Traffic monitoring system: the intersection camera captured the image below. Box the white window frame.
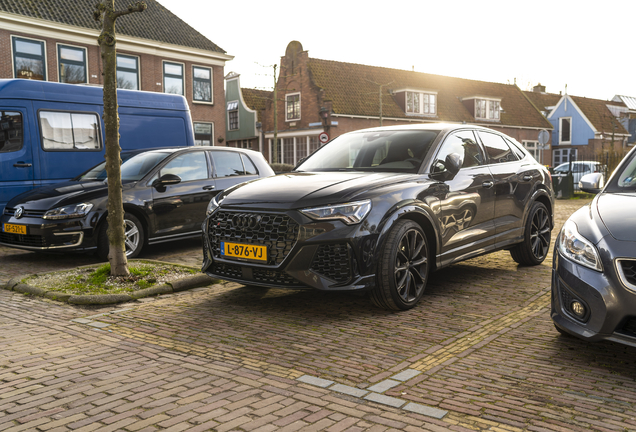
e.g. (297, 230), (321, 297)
(522, 140), (540, 162)
(227, 100), (239, 131)
(405, 91), (437, 116)
(162, 60), (185, 95)
(192, 65), (213, 104)
(11, 35), (47, 81)
(116, 53), (140, 90)
(474, 98), (501, 121)
(285, 92), (301, 122)
(559, 117), (572, 144)
(193, 122), (214, 146)
(56, 43), (88, 84)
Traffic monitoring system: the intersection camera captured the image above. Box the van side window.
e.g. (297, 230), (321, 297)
(0, 111), (23, 153)
(39, 111), (101, 151)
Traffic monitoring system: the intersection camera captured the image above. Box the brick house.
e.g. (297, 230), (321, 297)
(0, 0), (232, 145)
(257, 41), (553, 166)
(524, 84), (630, 166)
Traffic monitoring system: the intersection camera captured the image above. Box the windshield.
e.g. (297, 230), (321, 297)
(79, 151), (170, 181)
(607, 151), (636, 192)
(296, 130), (439, 173)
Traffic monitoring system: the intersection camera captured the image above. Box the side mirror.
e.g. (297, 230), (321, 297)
(430, 153), (463, 180)
(579, 172), (604, 194)
(153, 173), (182, 188)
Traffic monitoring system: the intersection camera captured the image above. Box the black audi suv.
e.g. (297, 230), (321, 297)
(202, 124), (555, 310)
(1, 147), (273, 259)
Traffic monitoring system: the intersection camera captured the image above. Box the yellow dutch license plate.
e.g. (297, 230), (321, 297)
(3, 223), (27, 235)
(221, 241), (267, 262)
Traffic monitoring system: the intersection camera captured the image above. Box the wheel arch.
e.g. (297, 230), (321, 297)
(95, 205), (151, 244)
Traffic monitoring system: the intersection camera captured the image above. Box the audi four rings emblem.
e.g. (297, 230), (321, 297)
(14, 206), (24, 219)
(231, 214), (261, 229)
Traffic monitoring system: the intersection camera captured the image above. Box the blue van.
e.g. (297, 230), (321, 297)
(0, 79), (195, 213)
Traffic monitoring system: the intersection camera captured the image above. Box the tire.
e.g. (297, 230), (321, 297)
(371, 219), (430, 311)
(96, 212), (145, 261)
(510, 201), (551, 266)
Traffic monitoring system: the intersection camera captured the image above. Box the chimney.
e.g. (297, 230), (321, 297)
(533, 83), (546, 93)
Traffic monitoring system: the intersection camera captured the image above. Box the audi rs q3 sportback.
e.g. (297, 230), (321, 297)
(202, 124), (555, 310)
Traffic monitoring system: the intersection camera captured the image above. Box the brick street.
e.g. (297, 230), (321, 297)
(2, 198), (636, 431)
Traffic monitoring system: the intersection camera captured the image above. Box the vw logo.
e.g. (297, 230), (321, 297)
(14, 206), (24, 219)
(231, 214), (261, 230)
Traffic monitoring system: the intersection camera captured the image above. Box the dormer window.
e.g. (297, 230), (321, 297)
(475, 98), (500, 121)
(406, 91), (436, 115)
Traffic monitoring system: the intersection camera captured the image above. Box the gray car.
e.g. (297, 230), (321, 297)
(552, 146), (636, 346)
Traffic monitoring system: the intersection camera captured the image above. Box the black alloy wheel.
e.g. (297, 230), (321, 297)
(371, 219), (430, 310)
(510, 201), (551, 265)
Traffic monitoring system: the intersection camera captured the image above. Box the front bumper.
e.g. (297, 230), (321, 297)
(0, 209), (98, 252)
(551, 236), (636, 347)
(201, 208), (378, 291)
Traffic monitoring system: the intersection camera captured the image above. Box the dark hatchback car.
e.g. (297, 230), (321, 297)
(552, 145), (636, 346)
(0, 146), (273, 259)
(202, 124), (555, 310)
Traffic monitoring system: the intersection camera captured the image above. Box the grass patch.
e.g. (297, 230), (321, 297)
(24, 261), (197, 296)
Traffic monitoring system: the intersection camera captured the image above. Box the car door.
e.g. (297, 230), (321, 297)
(477, 131), (536, 245)
(0, 108), (33, 213)
(150, 150), (216, 237)
(433, 130), (496, 266)
(209, 150), (261, 192)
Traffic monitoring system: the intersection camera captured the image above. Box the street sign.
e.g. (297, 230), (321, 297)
(318, 132), (329, 144)
(538, 129), (550, 146)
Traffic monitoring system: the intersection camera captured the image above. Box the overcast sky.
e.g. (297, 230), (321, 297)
(158, 0), (636, 101)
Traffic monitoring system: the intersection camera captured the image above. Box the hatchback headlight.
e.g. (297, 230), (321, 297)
(43, 203), (94, 220)
(557, 220), (602, 271)
(300, 200), (372, 225)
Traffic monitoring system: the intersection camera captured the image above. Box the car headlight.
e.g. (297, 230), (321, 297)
(300, 200), (372, 225)
(557, 220), (602, 271)
(43, 203), (94, 220)
(206, 194), (224, 215)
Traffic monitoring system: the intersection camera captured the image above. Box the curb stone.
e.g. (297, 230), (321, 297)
(0, 259), (222, 305)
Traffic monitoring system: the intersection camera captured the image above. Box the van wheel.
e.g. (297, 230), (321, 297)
(96, 213), (145, 261)
(371, 220), (429, 311)
(510, 202), (551, 265)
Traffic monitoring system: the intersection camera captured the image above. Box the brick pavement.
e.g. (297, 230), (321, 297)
(3, 198), (636, 431)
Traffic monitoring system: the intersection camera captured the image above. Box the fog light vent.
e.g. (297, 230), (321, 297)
(570, 301), (586, 318)
(559, 283), (590, 323)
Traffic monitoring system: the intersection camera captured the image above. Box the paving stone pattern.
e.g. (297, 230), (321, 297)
(3, 199), (636, 431)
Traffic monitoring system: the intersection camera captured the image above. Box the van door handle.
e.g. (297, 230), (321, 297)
(482, 181), (494, 188)
(202, 185), (215, 190)
(13, 163), (32, 168)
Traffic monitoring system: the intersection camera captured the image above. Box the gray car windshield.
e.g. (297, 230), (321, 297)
(79, 152), (170, 181)
(296, 130), (439, 173)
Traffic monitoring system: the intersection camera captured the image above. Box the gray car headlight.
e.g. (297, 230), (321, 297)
(300, 200), (372, 225)
(43, 203), (94, 220)
(557, 220), (602, 271)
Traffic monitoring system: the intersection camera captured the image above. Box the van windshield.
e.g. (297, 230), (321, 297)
(78, 152), (170, 181)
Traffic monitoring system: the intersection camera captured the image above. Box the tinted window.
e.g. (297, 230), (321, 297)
(80, 151), (169, 181)
(505, 137), (527, 160)
(160, 152), (209, 182)
(435, 130), (484, 169)
(241, 154), (258, 175)
(212, 151), (245, 177)
(479, 131), (518, 164)
(0, 111), (23, 153)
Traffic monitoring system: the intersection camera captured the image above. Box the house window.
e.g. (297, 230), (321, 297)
(553, 148), (577, 167)
(116, 54), (139, 90)
(475, 99), (500, 120)
(406, 92), (436, 115)
(227, 101), (239, 131)
(58, 45), (87, 84)
(39, 111), (101, 151)
(559, 117), (572, 144)
(309, 135), (320, 154)
(283, 138), (294, 165)
(522, 140), (539, 160)
(163, 62), (184, 95)
(12, 37), (46, 81)
(193, 66), (212, 103)
(286, 93), (300, 121)
(193, 122), (213, 146)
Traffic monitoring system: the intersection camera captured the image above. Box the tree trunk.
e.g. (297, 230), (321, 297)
(95, 0), (146, 277)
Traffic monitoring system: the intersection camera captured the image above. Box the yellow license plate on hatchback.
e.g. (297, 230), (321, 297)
(3, 223), (27, 235)
(221, 242), (267, 262)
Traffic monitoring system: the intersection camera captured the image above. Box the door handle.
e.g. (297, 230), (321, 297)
(202, 185), (215, 190)
(522, 175), (533, 181)
(482, 181), (494, 188)
(13, 163), (32, 168)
